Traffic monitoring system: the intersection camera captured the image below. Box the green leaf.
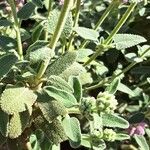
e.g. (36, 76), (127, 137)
(74, 27), (99, 41)
(68, 76), (82, 103)
(17, 2), (36, 20)
(113, 34), (147, 50)
(77, 49), (93, 62)
(44, 86), (77, 108)
(46, 52), (77, 77)
(0, 19), (12, 27)
(106, 78), (120, 94)
(32, 0), (43, 8)
(60, 62), (85, 81)
(48, 9), (73, 38)
(20, 28), (31, 41)
(34, 117), (67, 145)
(0, 54), (18, 79)
(47, 75), (73, 93)
(0, 133), (6, 146)
(134, 135), (149, 150)
(32, 21), (45, 42)
(0, 86), (37, 114)
(81, 135), (106, 150)
(8, 111), (30, 139)
(27, 46), (51, 64)
(0, 109), (9, 137)
(62, 116), (81, 148)
(102, 113), (129, 129)
(37, 92), (67, 122)
(117, 83), (136, 96)
(0, 36), (17, 51)
(115, 133), (130, 141)
(125, 53), (143, 63)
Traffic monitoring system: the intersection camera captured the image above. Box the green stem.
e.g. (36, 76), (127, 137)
(67, 107), (81, 114)
(68, 0), (81, 50)
(7, 0), (23, 60)
(79, 0), (118, 49)
(84, 2), (137, 66)
(104, 2), (137, 45)
(86, 47), (150, 91)
(36, 0), (72, 80)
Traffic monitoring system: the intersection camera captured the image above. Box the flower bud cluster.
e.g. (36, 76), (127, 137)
(96, 91), (118, 114)
(79, 97), (96, 120)
(103, 128), (117, 142)
(91, 128), (117, 142)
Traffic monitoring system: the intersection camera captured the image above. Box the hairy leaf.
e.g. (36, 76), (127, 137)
(0, 86), (37, 114)
(8, 111), (30, 139)
(37, 92), (67, 122)
(62, 116), (81, 148)
(106, 78), (120, 94)
(68, 76), (82, 103)
(115, 133), (130, 141)
(102, 113), (129, 129)
(32, 21), (45, 42)
(113, 34), (147, 50)
(60, 62), (85, 81)
(17, 2), (36, 20)
(0, 36), (17, 51)
(74, 27), (99, 41)
(0, 109), (9, 137)
(0, 133), (6, 145)
(77, 49), (93, 62)
(34, 117), (67, 145)
(134, 135), (149, 150)
(0, 19), (12, 27)
(27, 46), (51, 64)
(44, 86), (77, 108)
(48, 9), (73, 38)
(0, 54), (18, 79)
(46, 52), (77, 77)
(117, 83), (136, 97)
(47, 75), (73, 93)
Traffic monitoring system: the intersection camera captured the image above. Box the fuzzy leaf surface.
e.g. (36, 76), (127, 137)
(44, 86), (77, 108)
(134, 135), (149, 150)
(102, 113), (129, 129)
(0, 54), (18, 79)
(62, 116), (81, 148)
(0, 109), (9, 137)
(8, 111), (30, 139)
(47, 75), (73, 93)
(68, 76), (82, 103)
(74, 27), (99, 41)
(0, 86), (37, 114)
(38, 98), (67, 122)
(46, 52), (77, 77)
(17, 2), (36, 20)
(113, 34), (147, 50)
(34, 117), (67, 145)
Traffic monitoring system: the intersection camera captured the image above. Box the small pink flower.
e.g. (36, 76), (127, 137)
(126, 122), (147, 136)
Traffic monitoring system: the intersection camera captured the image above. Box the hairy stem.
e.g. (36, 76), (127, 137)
(86, 47), (150, 91)
(68, 0), (81, 50)
(84, 2), (137, 66)
(7, 0), (23, 60)
(36, 0), (72, 80)
(80, 0), (118, 48)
